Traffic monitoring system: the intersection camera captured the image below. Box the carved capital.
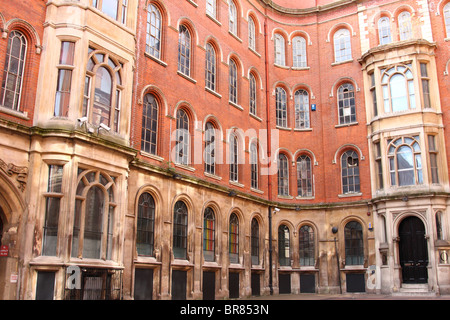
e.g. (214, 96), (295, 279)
(0, 158), (28, 192)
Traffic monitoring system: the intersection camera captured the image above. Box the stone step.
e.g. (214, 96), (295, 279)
(392, 284), (436, 297)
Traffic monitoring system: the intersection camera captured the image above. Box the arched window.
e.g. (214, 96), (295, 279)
(294, 89), (310, 129)
(173, 201), (188, 259)
(381, 64), (415, 113)
(136, 192), (155, 256)
(338, 83), (356, 124)
(248, 16), (256, 51)
(398, 11), (412, 41)
(341, 150), (360, 194)
(344, 221), (364, 265)
(296, 155), (313, 197)
(249, 73), (257, 115)
(387, 136), (422, 186)
(1, 30), (27, 111)
(378, 17), (392, 45)
(83, 49), (123, 132)
(275, 87), (287, 128)
(444, 3), (450, 38)
(204, 122), (216, 175)
(175, 109), (190, 165)
(229, 0), (238, 35)
(178, 25), (191, 76)
(333, 28), (351, 62)
(141, 93), (158, 155)
(146, 3), (162, 59)
(206, 0), (217, 18)
(205, 43), (216, 91)
(278, 225), (290, 266)
(274, 33), (286, 66)
(292, 36), (307, 68)
(278, 153), (289, 196)
(72, 170), (116, 260)
(251, 218), (259, 265)
(229, 133), (239, 182)
(229, 213), (239, 263)
(299, 225), (315, 266)
(250, 143), (258, 189)
(203, 207), (215, 261)
(229, 59), (238, 104)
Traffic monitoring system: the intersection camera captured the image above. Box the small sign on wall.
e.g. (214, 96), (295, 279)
(10, 273), (18, 283)
(0, 245), (8, 257)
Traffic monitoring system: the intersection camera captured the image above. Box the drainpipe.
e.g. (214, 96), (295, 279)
(264, 15), (274, 296)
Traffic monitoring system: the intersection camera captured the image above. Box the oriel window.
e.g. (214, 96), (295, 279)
(54, 41), (75, 117)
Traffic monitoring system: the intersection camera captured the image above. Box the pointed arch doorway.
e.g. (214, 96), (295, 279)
(398, 216), (428, 284)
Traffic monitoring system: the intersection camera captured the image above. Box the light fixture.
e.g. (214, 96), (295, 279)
(172, 173), (181, 180)
(228, 190), (237, 197)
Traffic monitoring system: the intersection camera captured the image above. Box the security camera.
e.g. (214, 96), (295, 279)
(99, 123), (111, 132)
(274, 208), (280, 212)
(77, 117), (88, 123)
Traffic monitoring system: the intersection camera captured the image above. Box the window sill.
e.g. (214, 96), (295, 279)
(140, 151), (164, 162)
(249, 47), (261, 58)
(291, 66), (310, 71)
(186, 0), (198, 7)
(331, 58), (353, 66)
(206, 13), (221, 26)
(204, 172), (222, 181)
(205, 87), (222, 98)
(297, 266), (318, 271)
(174, 163), (195, 172)
(338, 192), (362, 198)
(342, 265), (365, 271)
(229, 101), (243, 111)
(0, 105), (29, 120)
(276, 125), (291, 131)
(295, 195), (315, 200)
(203, 261), (221, 268)
(250, 113), (262, 122)
(335, 122), (358, 128)
(278, 194), (293, 199)
(229, 263), (245, 269)
(172, 259), (194, 267)
(144, 52), (167, 67)
(229, 180), (244, 188)
(274, 63), (289, 69)
(278, 265), (293, 270)
(229, 31), (242, 43)
(251, 187), (264, 194)
(135, 256), (161, 265)
(294, 127), (312, 132)
(177, 71), (197, 84)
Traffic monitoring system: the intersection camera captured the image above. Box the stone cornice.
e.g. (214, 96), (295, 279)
(256, 0), (359, 15)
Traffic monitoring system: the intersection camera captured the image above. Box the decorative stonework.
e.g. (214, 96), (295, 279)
(0, 158), (28, 192)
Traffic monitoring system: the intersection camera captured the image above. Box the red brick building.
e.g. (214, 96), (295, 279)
(0, 0), (449, 299)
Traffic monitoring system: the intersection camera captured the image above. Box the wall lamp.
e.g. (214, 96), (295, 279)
(228, 190), (237, 197)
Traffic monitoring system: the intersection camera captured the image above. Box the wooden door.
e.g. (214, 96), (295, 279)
(399, 216), (428, 283)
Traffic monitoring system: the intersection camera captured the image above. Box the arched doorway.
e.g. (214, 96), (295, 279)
(398, 216), (428, 284)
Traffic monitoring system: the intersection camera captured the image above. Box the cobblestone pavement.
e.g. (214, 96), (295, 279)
(243, 293), (450, 300)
